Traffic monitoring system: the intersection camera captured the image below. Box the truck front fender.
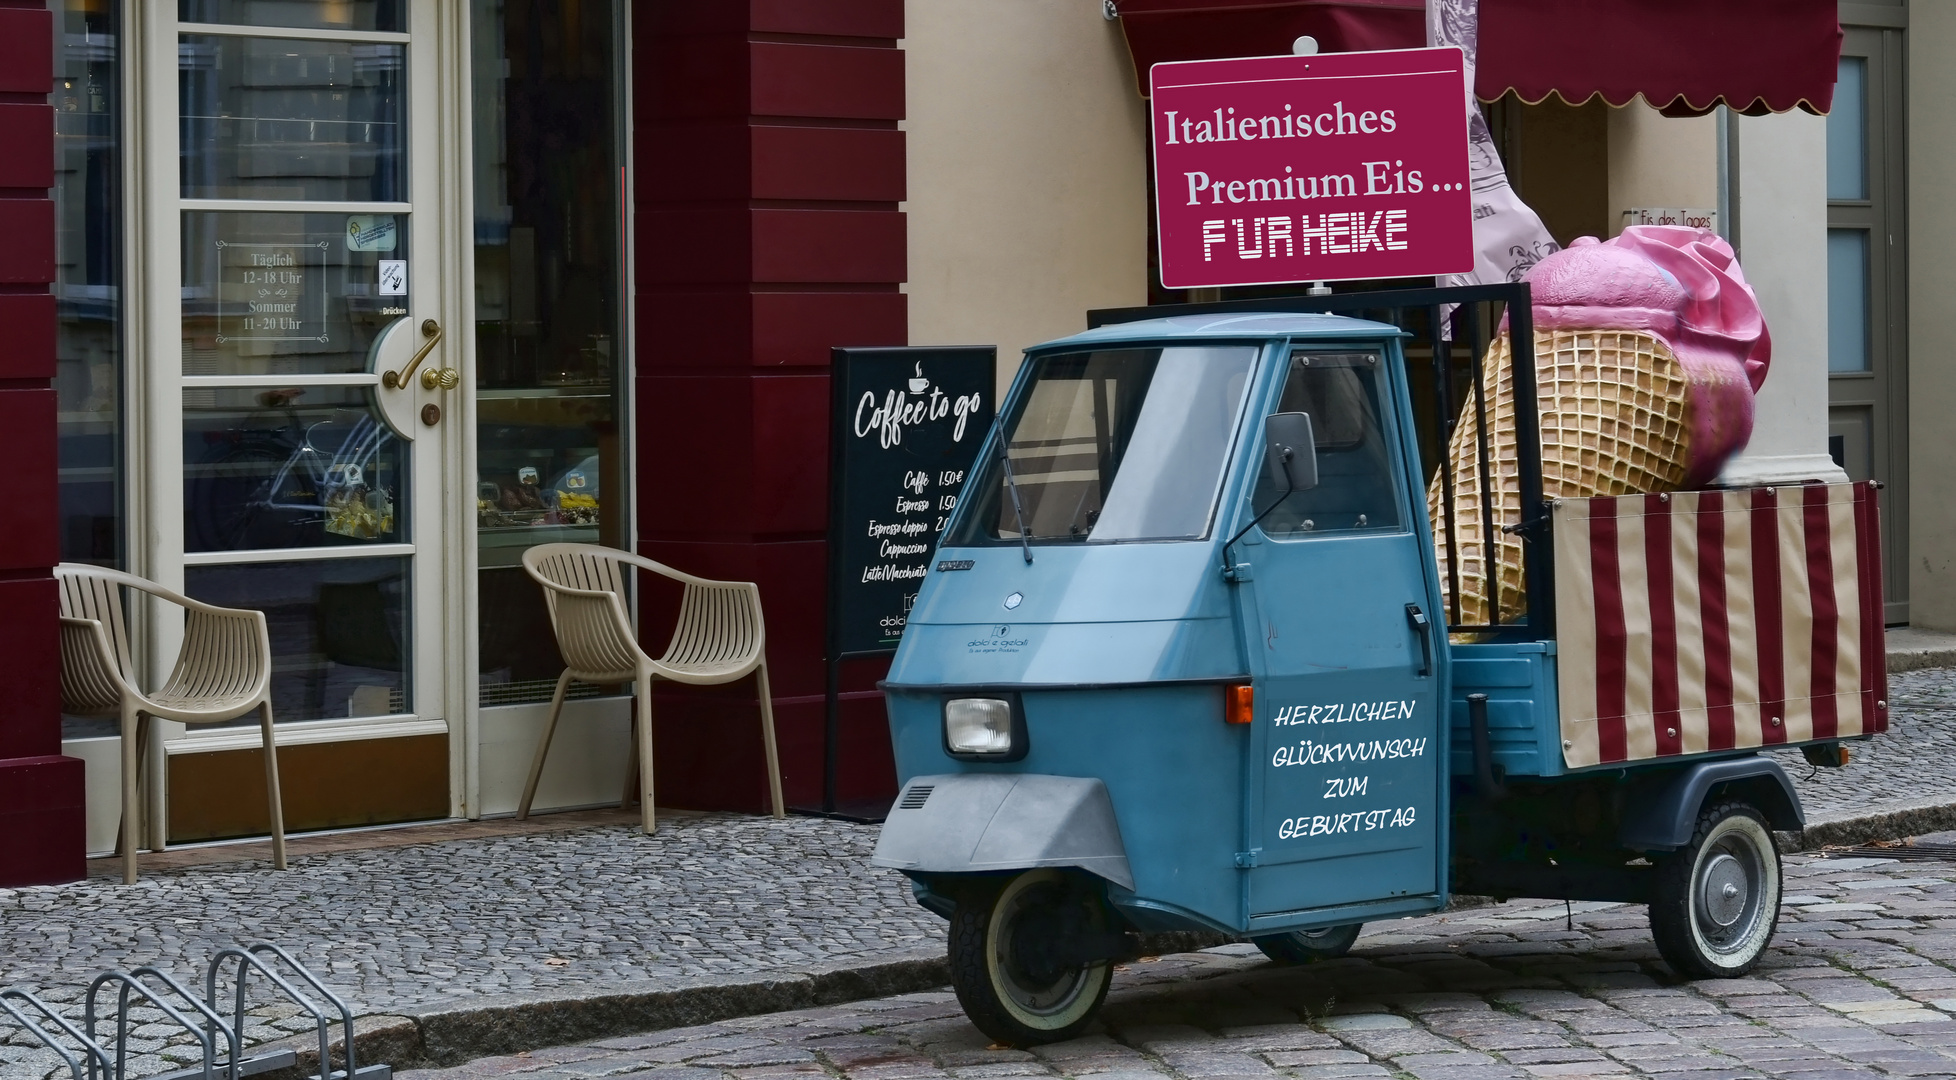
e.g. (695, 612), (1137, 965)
(872, 773), (1135, 891)
(1617, 756), (1805, 851)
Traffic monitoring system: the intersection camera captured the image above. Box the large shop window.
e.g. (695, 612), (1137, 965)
(53, 1), (124, 570)
(470, 0), (627, 706)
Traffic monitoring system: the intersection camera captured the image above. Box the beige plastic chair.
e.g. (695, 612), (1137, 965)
(54, 563), (286, 884)
(517, 543), (784, 834)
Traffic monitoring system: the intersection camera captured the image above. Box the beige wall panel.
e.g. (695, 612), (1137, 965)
(1910, 9), (1956, 627)
(476, 698), (633, 817)
(904, 1), (1150, 396)
(1606, 104), (1717, 231)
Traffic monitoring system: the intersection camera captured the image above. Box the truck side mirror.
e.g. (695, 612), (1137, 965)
(1264, 411), (1318, 492)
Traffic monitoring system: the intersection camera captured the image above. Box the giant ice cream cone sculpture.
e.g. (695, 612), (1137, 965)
(1431, 226), (1771, 625)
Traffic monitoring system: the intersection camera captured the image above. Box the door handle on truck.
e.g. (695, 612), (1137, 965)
(1405, 603), (1433, 677)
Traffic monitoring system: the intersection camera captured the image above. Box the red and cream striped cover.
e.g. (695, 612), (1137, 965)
(1553, 482), (1887, 770)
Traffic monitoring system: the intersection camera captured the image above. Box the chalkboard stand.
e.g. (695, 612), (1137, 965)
(790, 346), (996, 822)
(804, 651), (898, 823)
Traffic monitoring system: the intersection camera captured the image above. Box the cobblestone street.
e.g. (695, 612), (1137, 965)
(1, 669), (1953, 1078)
(398, 849), (1956, 1080)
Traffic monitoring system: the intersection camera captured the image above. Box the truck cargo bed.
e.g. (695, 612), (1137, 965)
(1446, 481), (1889, 778)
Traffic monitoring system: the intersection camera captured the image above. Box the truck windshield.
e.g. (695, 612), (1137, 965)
(949, 345), (1257, 545)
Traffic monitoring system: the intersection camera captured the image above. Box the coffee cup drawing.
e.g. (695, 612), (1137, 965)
(907, 362), (930, 394)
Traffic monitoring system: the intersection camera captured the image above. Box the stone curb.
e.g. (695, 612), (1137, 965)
(238, 931), (1232, 1079)
(1792, 796), (1956, 850)
(1886, 629), (1956, 673)
(1889, 647), (1956, 674)
(247, 948), (953, 1078)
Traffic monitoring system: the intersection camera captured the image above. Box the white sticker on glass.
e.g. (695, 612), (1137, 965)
(378, 260), (407, 295)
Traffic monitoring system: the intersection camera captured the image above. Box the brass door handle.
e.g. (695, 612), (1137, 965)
(382, 319), (442, 389)
(420, 365), (460, 390)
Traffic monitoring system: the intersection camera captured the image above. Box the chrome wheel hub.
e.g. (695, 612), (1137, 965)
(1700, 852), (1749, 928)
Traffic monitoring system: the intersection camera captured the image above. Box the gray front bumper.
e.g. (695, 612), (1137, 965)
(871, 773), (1135, 891)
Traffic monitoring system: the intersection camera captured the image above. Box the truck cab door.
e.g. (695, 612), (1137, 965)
(1236, 345), (1445, 925)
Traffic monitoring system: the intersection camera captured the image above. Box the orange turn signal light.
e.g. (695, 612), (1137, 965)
(1226, 683), (1254, 725)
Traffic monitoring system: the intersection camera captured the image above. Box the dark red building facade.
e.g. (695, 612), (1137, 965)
(2, 0), (911, 887)
(0, 0), (82, 887)
(634, 1), (908, 815)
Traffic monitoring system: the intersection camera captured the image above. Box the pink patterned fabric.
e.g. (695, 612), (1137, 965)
(1521, 226), (1770, 488)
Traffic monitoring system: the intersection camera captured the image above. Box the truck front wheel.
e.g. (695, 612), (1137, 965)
(948, 869), (1115, 1046)
(1648, 800), (1782, 978)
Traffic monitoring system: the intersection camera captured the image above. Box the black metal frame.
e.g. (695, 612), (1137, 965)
(1087, 282), (1553, 639)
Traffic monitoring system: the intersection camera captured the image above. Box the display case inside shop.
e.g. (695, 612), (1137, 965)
(475, 390), (616, 568)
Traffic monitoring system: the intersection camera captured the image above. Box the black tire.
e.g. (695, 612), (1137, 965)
(948, 869), (1115, 1046)
(1648, 800), (1782, 979)
(1253, 923), (1362, 964)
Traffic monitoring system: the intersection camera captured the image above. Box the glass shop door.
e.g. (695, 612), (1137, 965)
(467, 0), (632, 816)
(143, 0), (465, 841)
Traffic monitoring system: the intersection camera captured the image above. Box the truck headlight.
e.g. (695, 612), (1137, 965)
(943, 696), (1026, 760)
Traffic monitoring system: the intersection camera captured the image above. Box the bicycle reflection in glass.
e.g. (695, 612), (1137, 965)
(187, 387), (405, 553)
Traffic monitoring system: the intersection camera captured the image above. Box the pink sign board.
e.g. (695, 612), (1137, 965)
(1151, 47), (1474, 289)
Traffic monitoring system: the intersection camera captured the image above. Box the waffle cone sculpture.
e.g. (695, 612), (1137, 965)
(1431, 226), (1771, 625)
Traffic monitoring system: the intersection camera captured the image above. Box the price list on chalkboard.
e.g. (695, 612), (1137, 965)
(827, 346), (996, 658)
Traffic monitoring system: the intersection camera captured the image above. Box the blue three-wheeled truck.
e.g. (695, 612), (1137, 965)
(871, 286), (1890, 1045)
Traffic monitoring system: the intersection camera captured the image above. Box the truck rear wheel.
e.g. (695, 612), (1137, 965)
(1648, 800), (1782, 978)
(948, 869), (1114, 1046)
(1253, 924), (1362, 964)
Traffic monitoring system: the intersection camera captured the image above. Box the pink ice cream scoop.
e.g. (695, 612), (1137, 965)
(1521, 225), (1770, 487)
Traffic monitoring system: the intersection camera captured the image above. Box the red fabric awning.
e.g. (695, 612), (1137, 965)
(1115, 0), (1425, 90)
(1479, 0), (1840, 115)
(1115, 0), (1841, 115)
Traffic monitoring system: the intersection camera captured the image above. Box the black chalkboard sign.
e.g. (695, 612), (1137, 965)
(820, 346), (995, 813)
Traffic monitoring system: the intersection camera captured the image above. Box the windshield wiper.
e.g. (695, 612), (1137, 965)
(996, 438), (1034, 564)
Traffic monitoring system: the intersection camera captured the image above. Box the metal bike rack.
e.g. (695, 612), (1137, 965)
(0, 941), (390, 1080)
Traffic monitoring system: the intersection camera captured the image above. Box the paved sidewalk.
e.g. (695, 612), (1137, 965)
(393, 844), (1956, 1080)
(1, 812), (942, 1079)
(0, 668), (1952, 1078)
(1887, 628), (1956, 674)
(1775, 668), (1956, 845)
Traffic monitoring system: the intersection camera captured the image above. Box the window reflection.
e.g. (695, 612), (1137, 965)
(187, 557), (410, 724)
(55, 0), (123, 569)
(180, 0), (405, 33)
(180, 35), (404, 202)
(55, 0), (125, 741)
(1827, 58), (1867, 203)
(1827, 229), (1871, 374)
(183, 385), (406, 552)
(471, 0), (625, 705)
